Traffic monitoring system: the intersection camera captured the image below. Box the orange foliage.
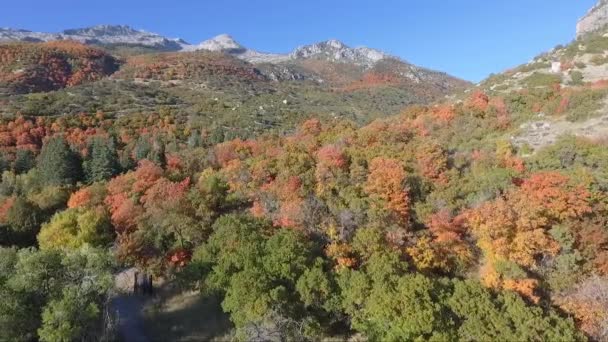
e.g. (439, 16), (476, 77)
(416, 142), (449, 184)
(431, 104), (456, 123)
(365, 157), (410, 226)
(67, 188), (92, 209)
(503, 278), (541, 304)
(465, 171), (592, 301)
(316, 145), (348, 170)
(466, 90), (490, 112)
(0, 196), (16, 223)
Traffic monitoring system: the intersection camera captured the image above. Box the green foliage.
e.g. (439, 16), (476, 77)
(569, 70), (584, 86)
(83, 137), (121, 183)
(37, 208), (113, 250)
(528, 135), (608, 185)
(14, 149), (36, 174)
(38, 287), (102, 342)
(564, 88), (608, 122)
(6, 197), (44, 245)
(523, 72), (562, 88)
(582, 34), (608, 54)
(448, 280), (584, 341)
(37, 137), (82, 186)
(192, 214), (331, 339)
(0, 247), (113, 342)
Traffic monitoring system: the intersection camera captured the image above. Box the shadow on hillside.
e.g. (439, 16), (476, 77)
(143, 283), (233, 342)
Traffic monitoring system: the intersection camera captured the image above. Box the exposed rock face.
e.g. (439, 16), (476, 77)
(0, 25), (469, 90)
(290, 39), (387, 67)
(0, 25), (190, 51)
(577, 0), (608, 38)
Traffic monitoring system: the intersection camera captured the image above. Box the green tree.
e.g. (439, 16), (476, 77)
(6, 197), (44, 246)
(150, 138), (167, 168)
(0, 247), (113, 342)
(83, 137), (121, 183)
(38, 287), (101, 342)
(13, 149), (35, 174)
(448, 280), (584, 341)
(37, 137), (82, 186)
(134, 136), (152, 162)
(193, 215), (328, 340)
(38, 208), (113, 250)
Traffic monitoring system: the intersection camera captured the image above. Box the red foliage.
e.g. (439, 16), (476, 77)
(467, 90), (490, 112)
(166, 154), (183, 172)
(132, 160), (163, 193)
(316, 145), (348, 169)
(168, 249), (192, 267)
(427, 209), (467, 243)
(416, 142), (449, 185)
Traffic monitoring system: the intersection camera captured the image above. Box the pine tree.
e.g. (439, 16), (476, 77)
(150, 138), (166, 168)
(0, 153), (9, 174)
(37, 137), (82, 185)
(187, 130), (202, 148)
(83, 137), (121, 183)
(134, 136), (152, 162)
(13, 149), (35, 174)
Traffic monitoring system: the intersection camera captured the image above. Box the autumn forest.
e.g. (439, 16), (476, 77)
(3, 3), (608, 342)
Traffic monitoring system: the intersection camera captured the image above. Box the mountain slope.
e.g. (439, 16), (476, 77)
(577, 0), (608, 37)
(0, 25), (189, 51)
(0, 41), (120, 94)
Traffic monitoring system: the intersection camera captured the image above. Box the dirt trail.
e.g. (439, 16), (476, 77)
(109, 268), (150, 342)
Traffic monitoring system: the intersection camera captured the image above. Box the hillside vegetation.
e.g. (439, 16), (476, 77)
(5, 15), (608, 341)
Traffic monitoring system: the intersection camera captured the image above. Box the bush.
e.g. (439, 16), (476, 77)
(569, 70), (584, 86)
(523, 72), (562, 88)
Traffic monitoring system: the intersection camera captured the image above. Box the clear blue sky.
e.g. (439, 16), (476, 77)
(0, 0), (598, 82)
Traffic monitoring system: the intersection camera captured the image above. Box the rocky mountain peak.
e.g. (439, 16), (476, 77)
(577, 0), (608, 38)
(195, 34), (245, 52)
(62, 24), (139, 36)
(290, 39), (387, 67)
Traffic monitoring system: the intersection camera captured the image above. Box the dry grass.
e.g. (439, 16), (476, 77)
(143, 281), (233, 342)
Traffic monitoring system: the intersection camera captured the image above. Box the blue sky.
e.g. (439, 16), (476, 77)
(0, 0), (598, 81)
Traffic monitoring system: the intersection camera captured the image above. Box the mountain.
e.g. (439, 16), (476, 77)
(0, 25), (470, 141)
(470, 0), (608, 153)
(289, 39), (386, 67)
(0, 25), (190, 51)
(0, 25), (441, 70)
(577, 0), (608, 37)
(187, 34), (291, 64)
(0, 41), (120, 94)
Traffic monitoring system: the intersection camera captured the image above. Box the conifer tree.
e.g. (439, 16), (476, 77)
(37, 137), (82, 186)
(13, 149), (35, 174)
(83, 137), (120, 183)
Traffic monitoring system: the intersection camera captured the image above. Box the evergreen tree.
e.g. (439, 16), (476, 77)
(187, 130), (202, 148)
(37, 137), (82, 186)
(0, 153), (9, 174)
(13, 149), (35, 174)
(150, 138), (166, 168)
(134, 136), (152, 162)
(83, 137), (120, 183)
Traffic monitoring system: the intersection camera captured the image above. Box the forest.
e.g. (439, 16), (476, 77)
(4, 7), (608, 340)
(1, 74), (608, 340)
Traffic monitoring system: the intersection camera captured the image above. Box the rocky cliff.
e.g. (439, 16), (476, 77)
(577, 0), (608, 38)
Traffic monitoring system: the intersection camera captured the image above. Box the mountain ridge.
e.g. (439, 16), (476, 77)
(0, 25), (416, 70)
